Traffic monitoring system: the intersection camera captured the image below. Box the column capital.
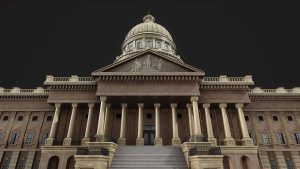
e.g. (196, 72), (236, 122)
(154, 103), (161, 108)
(121, 103), (127, 108)
(71, 103), (78, 108)
(235, 103), (244, 108)
(190, 96), (199, 102)
(100, 96), (107, 101)
(171, 103), (177, 108)
(186, 103), (192, 108)
(88, 103), (95, 108)
(203, 103), (210, 108)
(138, 103), (144, 108)
(55, 103), (61, 108)
(106, 103), (111, 108)
(219, 103), (227, 108)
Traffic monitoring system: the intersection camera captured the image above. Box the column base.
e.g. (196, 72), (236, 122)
(118, 137), (126, 146)
(172, 137), (181, 146)
(63, 137), (72, 146)
(81, 137), (90, 146)
(224, 137), (235, 146)
(95, 135), (107, 142)
(154, 137), (163, 146)
(45, 138), (54, 146)
(208, 137), (217, 146)
(136, 138), (144, 146)
(242, 137), (254, 146)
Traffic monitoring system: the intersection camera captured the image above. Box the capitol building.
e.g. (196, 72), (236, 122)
(0, 14), (300, 169)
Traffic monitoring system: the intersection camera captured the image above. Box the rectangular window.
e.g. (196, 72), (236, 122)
(292, 133), (300, 144)
(17, 116), (23, 121)
(287, 116), (293, 121)
(25, 133), (34, 144)
(40, 133), (48, 145)
(273, 116), (278, 121)
(3, 116), (9, 121)
(269, 159), (277, 169)
(177, 113), (183, 119)
(146, 113), (152, 119)
(32, 160), (40, 169)
(244, 115), (249, 121)
(32, 116), (38, 121)
(258, 115), (264, 121)
(1, 159), (10, 169)
(285, 159), (293, 169)
(10, 132), (18, 144)
(16, 159), (26, 169)
(0, 132), (4, 141)
(46, 116), (53, 121)
(277, 133), (286, 144)
(262, 133), (270, 144)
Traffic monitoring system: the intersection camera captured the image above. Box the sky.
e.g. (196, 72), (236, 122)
(0, 0), (299, 88)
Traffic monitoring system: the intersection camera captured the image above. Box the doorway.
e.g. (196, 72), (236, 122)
(144, 125), (155, 145)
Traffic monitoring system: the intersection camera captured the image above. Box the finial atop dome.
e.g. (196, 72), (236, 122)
(143, 13), (155, 23)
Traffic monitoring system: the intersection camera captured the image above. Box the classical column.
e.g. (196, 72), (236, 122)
(82, 103), (94, 145)
(154, 103), (163, 146)
(219, 103), (235, 146)
(136, 103), (144, 145)
(45, 103), (61, 146)
(118, 103), (127, 145)
(191, 97), (202, 141)
(103, 103), (111, 141)
(203, 104), (217, 146)
(235, 103), (254, 146)
(96, 97), (106, 142)
(186, 104), (195, 141)
(171, 103), (181, 146)
(64, 103), (78, 146)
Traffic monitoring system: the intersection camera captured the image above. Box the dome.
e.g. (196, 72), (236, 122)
(116, 14), (181, 62)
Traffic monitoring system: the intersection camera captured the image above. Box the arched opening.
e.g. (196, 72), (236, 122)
(241, 156), (250, 169)
(223, 156), (231, 169)
(66, 156), (75, 169)
(47, 156), (59, 169)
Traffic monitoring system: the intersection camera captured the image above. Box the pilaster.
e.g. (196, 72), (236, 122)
(24, 151), (36, 169)
(274, 151), (287, 169)
(290, 151), (300, 168)
(258, 151), (271, 169)
(9, 151), (20, 169)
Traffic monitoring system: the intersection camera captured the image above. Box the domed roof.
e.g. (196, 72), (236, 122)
(124, 15), (173, 43)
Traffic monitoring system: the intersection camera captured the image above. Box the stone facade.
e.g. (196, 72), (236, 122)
(0, 15), (300, 169)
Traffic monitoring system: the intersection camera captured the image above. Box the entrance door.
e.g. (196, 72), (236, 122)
(144, 125), (155, 145)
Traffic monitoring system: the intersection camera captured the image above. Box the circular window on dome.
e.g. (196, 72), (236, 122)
(136, 41), (143, 49)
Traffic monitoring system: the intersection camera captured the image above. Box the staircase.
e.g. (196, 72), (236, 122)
(110, 146), (188, 169)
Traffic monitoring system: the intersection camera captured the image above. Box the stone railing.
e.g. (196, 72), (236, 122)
(249, 87), (300, 94)
(202, 75), (253, 83)
(0, 87), (49, 94)
(44, 75), (96, 85)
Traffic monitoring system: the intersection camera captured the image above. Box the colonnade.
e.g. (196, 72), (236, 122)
(45, 96), (253, 146)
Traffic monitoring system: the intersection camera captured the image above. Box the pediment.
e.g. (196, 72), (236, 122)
(92, 50), (205, 76)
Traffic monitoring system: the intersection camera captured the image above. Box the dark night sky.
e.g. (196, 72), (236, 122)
(0, 0), (299, 88)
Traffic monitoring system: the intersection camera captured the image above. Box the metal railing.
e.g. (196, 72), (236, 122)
(76, 146), (109, 156)
(189, 146), (221, 156)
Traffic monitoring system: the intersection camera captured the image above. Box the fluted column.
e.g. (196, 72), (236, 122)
(64, 103), (78, 146)
(96, 97), (106, 142)
(203, 104), (217, 146)
(118, 103), (127, 145)
(136, 103), (144, 145)
(104, 103), (111, 141)
(236, 103), (254, 146)
(82, 103), (94, 145)
(45, 103), (61, 146)
(154, 103), (162, 146)
(191, 97), (202, 141)
(187, 104), (195, 141)
(171, 103), (181, 146)
(219, 103), (235, 146)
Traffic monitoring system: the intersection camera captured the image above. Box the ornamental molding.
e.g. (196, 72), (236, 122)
(0, 87), (49, 100)
(248, 87), (300, 100)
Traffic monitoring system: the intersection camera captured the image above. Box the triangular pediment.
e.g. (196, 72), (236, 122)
(92, 50), (205, 76)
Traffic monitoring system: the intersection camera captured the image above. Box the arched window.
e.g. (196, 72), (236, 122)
(47, 156), (59, 169)
(223, 156), (231, 169)
(241, 156), (250, 169)
(66, 156), (75, 169)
